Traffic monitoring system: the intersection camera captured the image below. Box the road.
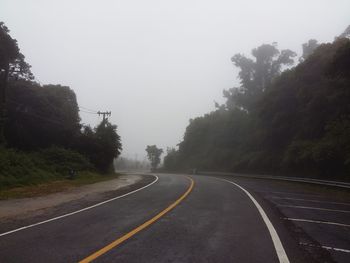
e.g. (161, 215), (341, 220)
(0, 173), (349, 262)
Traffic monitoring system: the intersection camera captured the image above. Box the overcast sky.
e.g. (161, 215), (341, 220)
(1, 0), (349, 160)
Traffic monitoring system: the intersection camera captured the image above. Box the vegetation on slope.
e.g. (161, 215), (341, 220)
(164, 27), (350, 179)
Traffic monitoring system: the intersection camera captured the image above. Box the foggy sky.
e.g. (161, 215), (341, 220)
(1, 0), (349, 160)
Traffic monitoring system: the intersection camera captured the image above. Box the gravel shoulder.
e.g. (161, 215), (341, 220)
(0, 174), (144, 220)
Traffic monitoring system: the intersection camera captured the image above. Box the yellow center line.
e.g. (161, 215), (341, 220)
(79, 176), (194, 263)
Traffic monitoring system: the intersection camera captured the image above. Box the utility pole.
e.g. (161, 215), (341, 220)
(97, 111), (111, 122)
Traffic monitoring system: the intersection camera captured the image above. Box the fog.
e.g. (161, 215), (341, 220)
(1, 0), (349, 159)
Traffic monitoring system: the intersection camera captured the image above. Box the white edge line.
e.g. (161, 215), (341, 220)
(270, 196), (350, 206)
(300, 242), (350, 253)
(277, 205), (350, 213)
(251, 176), (350, 189)
(219, 178), (290, 263)
(284, 218), (350, 228)
(322, 246), (350, 253)
(0, 175), (159, 237)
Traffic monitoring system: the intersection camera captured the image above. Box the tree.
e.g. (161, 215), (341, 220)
(167, 31), (350, 178)
(93, 119), (122, 173)
(146, 145), (163, 171)
(224, 43), (296, 111)
(163, 147), (179, 171)
(0, 22), (33, 145)
(0, 22), (124, 177)
(338, 25), (350, 39)
(300, 39), (319, 62)
(0, 22), (32, 81)
(5, 81), (81, 149)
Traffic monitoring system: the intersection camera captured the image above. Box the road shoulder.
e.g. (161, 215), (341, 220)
(0, 174), (154, 229)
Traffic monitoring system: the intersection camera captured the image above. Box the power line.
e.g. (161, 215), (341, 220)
(79, 106), (97, 113)
(7, 99), (68, 128)
(7, 98), (110, 124)
(79, 109), (97, 114)
(7, 98), (79, 128)
(79, 106), (97, 112)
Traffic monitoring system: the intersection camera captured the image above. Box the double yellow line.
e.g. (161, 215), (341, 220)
(79, 176), (194, 263)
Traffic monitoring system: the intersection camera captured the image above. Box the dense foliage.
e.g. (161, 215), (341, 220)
(0, 147), (93, 190)
(164, 32), (350, 179)
(6, 81), (81, 150)
(0, 22), (122, 188)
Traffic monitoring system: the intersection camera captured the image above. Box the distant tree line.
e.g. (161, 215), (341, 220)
(114, 157), (150, 172)
(0, 22), (122, 188)
(163, 26), (350, 179)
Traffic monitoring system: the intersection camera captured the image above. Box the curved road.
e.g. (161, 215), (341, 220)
(0, 173), (337, 262)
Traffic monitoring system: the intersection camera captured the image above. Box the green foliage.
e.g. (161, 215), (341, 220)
(73, 120), (122, 173)
(163, 148), (179, 171)
(39, 147), (93, 174)
(5, 80), (122, 173)
(0, 147), (93, 190)
(146, 145), (163, 171)
(93, 120), (122, 172)
(5, 81), (81, 149)
(0, 21), (32, 80)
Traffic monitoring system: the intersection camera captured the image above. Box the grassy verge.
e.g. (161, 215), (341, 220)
(0, 172), (120, 200)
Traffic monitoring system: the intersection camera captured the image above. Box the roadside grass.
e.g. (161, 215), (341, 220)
(0, 172), (120, 200)
(0, 147), (122, 199)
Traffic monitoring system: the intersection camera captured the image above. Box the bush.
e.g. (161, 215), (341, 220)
(0, 147), (94, 190)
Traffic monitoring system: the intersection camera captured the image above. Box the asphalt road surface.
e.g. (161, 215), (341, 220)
(0, 173), (349, 262)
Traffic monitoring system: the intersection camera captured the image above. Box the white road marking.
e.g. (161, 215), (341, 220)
(262, 191), (321, 198)
(284, 218), (350, 228)
(271, 177), (350, 189)
(0, 175), (159, 237)
(270, 197), (350, 206)
(278, 205), (350, 213)
(219, 178), (290, 263)
(300, 242), (350, 253)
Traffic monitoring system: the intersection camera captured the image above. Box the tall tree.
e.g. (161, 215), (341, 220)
(146, 145), (163, 171)
(93, 119), (122, 173)
(300, 39), (319, 62)
(0, 22), (32, 144)
(163, 147), (179, 171)
(224, 43), (296, 111)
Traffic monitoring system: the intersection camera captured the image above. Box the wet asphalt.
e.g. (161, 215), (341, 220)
(0, 173), (349, 262)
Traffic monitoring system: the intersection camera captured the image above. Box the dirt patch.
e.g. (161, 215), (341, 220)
(0, 174), (143, 220)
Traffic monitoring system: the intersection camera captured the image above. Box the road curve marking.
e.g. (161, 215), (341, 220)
(284, 218), (350, 228)
(219, 178), (290, 263)
(79, 176), (194, 263)
(300, 242), (350, 254)
(277, 205), (350, 213)
(0, 175), (159, 237)
(270, 196), (350, 206)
